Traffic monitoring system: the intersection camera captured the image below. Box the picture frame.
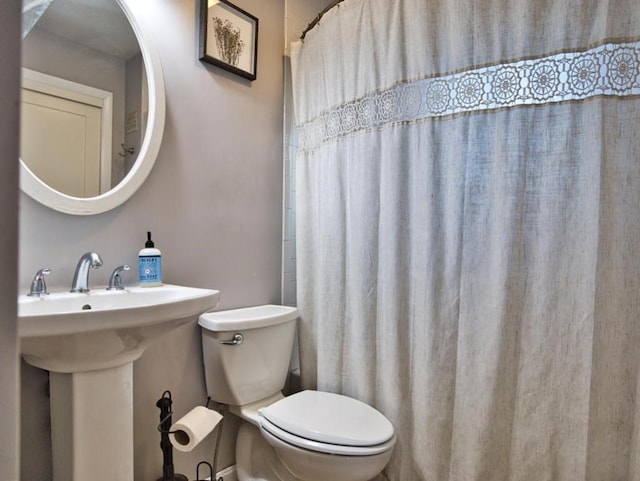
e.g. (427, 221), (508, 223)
(199, 0), (258, 81)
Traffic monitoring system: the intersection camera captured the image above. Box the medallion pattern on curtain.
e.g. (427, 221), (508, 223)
(299, 41), (640, 153)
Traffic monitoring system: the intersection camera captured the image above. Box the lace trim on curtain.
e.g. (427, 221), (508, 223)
(298, 40), (640, 153)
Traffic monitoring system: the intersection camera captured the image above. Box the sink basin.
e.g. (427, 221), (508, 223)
(18, 283), (219, 481)
(18, 284), (219, 372)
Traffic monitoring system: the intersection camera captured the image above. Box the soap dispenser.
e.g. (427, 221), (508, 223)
(139, 231), (162, 286)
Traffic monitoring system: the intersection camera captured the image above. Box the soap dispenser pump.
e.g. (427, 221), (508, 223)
(139, 231), (162, 286)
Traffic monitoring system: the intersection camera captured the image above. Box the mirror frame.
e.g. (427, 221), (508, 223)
(20, 0), (166, 215)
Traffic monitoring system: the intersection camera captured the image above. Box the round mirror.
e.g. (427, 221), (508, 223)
(20, 0), (165, 215)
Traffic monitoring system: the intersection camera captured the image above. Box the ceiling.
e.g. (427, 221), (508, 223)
(33, 0), (140, 59)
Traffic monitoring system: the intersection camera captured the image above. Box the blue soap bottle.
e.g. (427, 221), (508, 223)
(139, 231), (162, 286)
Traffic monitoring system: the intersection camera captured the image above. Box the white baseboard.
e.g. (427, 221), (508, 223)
(203, 464), (237, 481)
(204, 464), (385, 481)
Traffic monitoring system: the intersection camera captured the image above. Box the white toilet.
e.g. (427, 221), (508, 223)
(198, 305), (396, 481)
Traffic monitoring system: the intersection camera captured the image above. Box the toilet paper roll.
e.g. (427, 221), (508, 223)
(169, 406), (223, 452)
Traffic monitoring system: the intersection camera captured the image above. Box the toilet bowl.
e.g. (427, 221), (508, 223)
(235, 423), (299, 481)
(258, 390), (396, 481)
(199, 305), (396, 481)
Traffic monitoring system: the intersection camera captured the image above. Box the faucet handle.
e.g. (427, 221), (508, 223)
(27, 268), (51, 297)
(107, 265), (131, 290)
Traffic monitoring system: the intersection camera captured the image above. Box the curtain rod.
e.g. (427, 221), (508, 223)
(300, 0), (345, 40)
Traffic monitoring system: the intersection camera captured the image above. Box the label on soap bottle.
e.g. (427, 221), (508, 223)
(139, 255), (162, 285)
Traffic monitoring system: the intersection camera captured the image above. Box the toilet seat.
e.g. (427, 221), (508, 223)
(258, 390), (395, 456)
(259, 416), (396, 456)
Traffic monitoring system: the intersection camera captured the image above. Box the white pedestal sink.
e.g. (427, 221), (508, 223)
(18, 284), (220, 481)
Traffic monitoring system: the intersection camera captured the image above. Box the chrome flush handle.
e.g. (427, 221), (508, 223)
(220, 333), (244, 345)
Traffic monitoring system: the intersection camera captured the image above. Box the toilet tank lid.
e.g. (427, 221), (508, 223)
(199, 305), (298, 331)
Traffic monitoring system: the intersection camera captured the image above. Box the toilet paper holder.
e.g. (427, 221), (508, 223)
(157, 390), (178, 435)
(156, 391), (225, 481)
(156, 391), (188, 481)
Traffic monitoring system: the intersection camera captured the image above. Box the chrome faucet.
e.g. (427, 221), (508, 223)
(27, 268), (51, 297)
(70, 252), (103, 293)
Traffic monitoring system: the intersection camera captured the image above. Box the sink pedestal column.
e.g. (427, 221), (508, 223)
(49, 363), (134, 481)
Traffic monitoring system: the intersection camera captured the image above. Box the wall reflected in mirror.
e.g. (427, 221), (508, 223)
(22, 0), (56, 38)
(21, 0), (148, 198)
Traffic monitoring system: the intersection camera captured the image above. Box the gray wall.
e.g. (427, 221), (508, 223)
(124, 53), (145, 177)
(0, 1), (21, 480)
(19, 0), (285, 479)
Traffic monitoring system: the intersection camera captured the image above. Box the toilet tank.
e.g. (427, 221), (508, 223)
(198, 305), (298, 406)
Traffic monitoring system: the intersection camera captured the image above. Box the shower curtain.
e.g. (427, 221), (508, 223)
(291, 0), (640, 480)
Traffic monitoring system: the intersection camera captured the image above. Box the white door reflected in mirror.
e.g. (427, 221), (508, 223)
(21, 69), (112, 196)
(20, 0), (165, 215)
(22, 89), (102, 196)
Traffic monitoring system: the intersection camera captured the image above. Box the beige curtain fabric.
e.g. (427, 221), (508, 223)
(291, 1), (640, 480)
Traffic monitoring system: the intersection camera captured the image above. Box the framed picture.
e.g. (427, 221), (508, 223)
(199, 0), (258, 81)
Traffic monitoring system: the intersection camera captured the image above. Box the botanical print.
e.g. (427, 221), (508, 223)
(202, 0), (257, 79)
(212, 17), (245, 67)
